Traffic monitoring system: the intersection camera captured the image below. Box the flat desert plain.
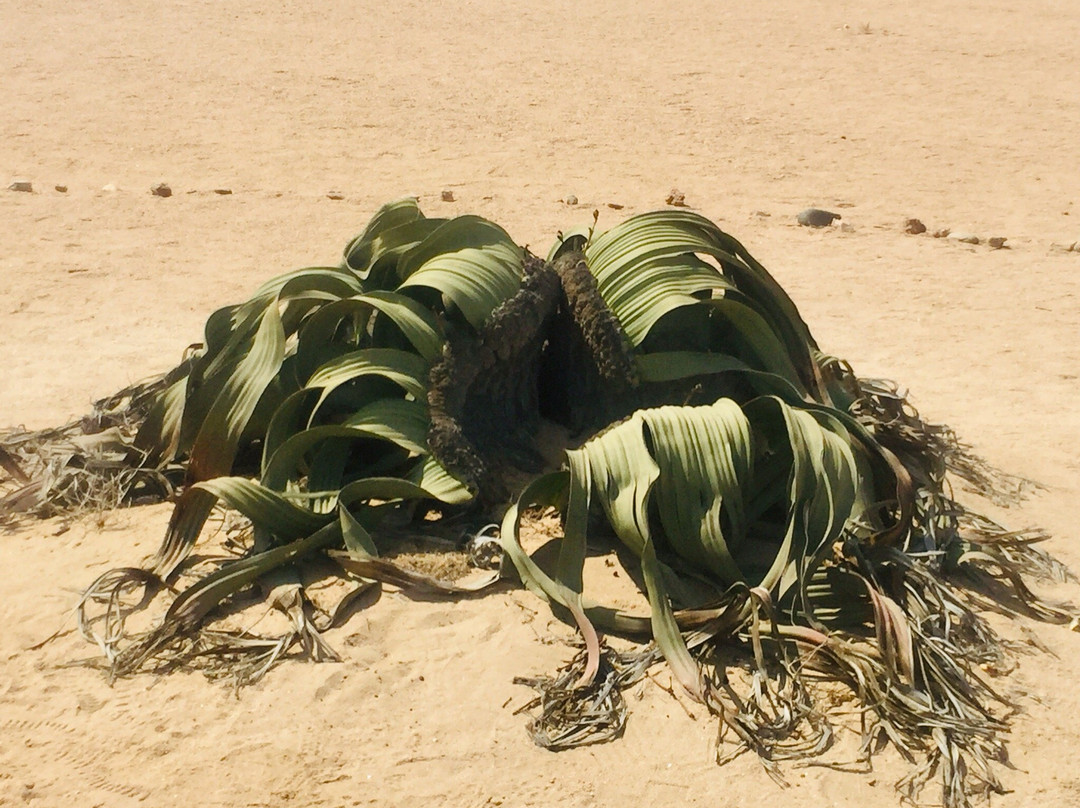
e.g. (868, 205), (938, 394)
(3, 2), (1080, 806)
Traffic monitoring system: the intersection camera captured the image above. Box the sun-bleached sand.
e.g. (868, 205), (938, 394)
(3, 2), (1080, 805)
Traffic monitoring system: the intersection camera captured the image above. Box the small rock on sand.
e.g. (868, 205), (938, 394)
(931, 228), (950, 238)
(54, 185), (68, 193)
(213, 188), (233, 195)
(441, 189), (455, 202)
(326, 191), (345, 200)
(564, 195), (578, 206)
(988, 237), (1008, 250)
(666, 188), (687, 207)
(796, 208), (841, 228)
(8, 180), (33, 193)
(151, 183), (172, 198)
(102, 183), (117, 192)
(948, 232), (980, 245)
(904, 218), (927, 235)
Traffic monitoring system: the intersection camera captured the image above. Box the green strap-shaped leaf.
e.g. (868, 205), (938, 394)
(555, 449), (592, 593)
(497, 471), (601, 684)
(188, 302), (286, 482)
(342, 398), (431, 452)
(354, 291), (444, 362)
(638, 402), (752, 584)
(582, 210), (828, 401)
(194, 476), (330, 538)
(246, 266), (364, 308)
(744, 397), (863, 608)
(342, 199), (452, 282)
(704, 296), (806, 392)
(343, 198), (424, 261)
(260, 388), (321, 475)
(337, 475), (457, 510)
(262, 398), (431, 490)
(133, 375), (187, 467)
(576, 413), (704, 699)
(149, 471), (333, 578)
(305, 347), (429, 419)
(260, 423), (422, 492)
(596, 254), (731, 347)
(339, 504), (379, 558)
(408, 456), (474, 505)
(397, 216), (524, 330)
(164, 520), (343, 629)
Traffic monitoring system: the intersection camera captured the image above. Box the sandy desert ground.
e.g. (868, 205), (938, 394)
(3, 1), (1080, 806)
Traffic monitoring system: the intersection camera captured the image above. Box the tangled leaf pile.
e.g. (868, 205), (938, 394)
(4, 200), (1071, 807)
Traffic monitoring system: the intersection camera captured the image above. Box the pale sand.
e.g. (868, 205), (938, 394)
(3, 2), (1080, 805)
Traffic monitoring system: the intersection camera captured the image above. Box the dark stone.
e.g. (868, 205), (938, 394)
(904, 218), (927, 235)
(796, 208), (841, 227)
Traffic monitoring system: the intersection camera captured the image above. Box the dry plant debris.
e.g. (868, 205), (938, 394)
(4, 199), (1074, 808)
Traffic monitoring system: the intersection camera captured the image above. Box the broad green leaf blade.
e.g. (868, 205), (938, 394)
(397, 216), (524, 330)
(600, 254), (732, 346)
(188, 301), (286, 481)
(408, 456), (474, 504)
(636, 351), (753, 383)
(583, 210), (827, 400)
(133, 375), (187, 467)
(705, 297), (805, 390)
(337, 475), (456, 509)
(340, 504), (379, 558)
(342, 199), (452, 284)
(245, 266), (364, 316)
(305, 347), (429, 417)
(555, 449), (592, 594)
(194, 476), (330, 539)
(343, 197), (424, 264)
(260, 424), (419, 492)
(638, 402), (752, 584)
(342, 398), (431, 453)
(165, 520), (342, 628)
(355, 291), (444, 362)
(584, 213), (733, 345)
(574, 413), (704, 697)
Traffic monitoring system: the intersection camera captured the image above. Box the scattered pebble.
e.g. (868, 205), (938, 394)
(839, 222), (855, 233)
(948, 232), (980, 245)
(1071, 241), (1080, 253)
(102, 183), (117, 192)
(564, 194), (578, 206)
(8, 180), (33, 193)
(903, 218), (927, 235)
(752, 210), (771, 218)
(666, 188), (688, 207)
(796, 208), (841, 228)
(440, 189), (455, 202)
(987, 237), (1008, 250)
(151, 183), (172, 198)
(607, 202), (624, 210)
(213, 188), (233, 195)
(54, 184), (68, 193)
(327, 191), (345, 200)
(931, 228), (951, 238)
